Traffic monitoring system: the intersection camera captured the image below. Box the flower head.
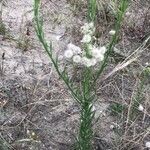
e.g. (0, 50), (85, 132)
(138, 104), (144, 111)
(81, 22), (95, 35)
(81, 23), (89, 34)
(67, 43), (81, 54)
(73, 55), (81, 63)
(82, 57), (92, 67)
(110, 125), (115, 129)
(91, 47), (104, 61)
(81, 57), (97, 67)
(89, 104), (96, 112)
(109, 30), (116, 35)
(145, 142), (150, 148)
(88, 22), (94, 28)
(64, 49), (73, 58)
(90, 58), (97, 66)
(55, 35), (62, 41)
(81, 34), (92, 43)
(99, 46), (107, 54)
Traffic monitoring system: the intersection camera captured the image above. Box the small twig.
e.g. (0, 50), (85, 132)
(102, 36), (150, 81)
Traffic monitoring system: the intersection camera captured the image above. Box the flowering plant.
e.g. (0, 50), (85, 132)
(34, 0), (128, 149)
(64, 22), (106, 68)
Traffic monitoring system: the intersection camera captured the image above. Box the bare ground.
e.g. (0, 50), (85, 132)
(0, 0), (150, 150)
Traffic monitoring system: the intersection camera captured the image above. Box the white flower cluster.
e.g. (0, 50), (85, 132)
(145, 141), (150, 148)
(64, 22), (107, 67)
(64, 43), (82, 63)
(138, 104), (144, 111)
(81, 22), (95, 43)
(64, 43), (81, 59)
(109, 30), (116, 35)
(81, 22), (95, 35)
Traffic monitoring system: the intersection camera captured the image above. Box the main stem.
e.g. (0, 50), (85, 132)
(76, 68), (94, 150)
(77, 102), (93, 150)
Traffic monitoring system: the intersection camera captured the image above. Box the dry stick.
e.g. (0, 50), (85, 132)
(121, 130), (149, 150)
(0, 133), (15, 150)
(119, 130), (146, 150)
(124, 79), (139, 138)
(126, 131), (149, 148)
(123, 80), (149, 147)
(1, 89), (50, 130)
(102, 36), (150, 81)
(141, 128), (150, 142)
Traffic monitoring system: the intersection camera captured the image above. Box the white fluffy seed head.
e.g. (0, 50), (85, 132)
(126, 12), (131, 17)
(89, 22), (94, 28)
(91, 47), (99, 56)
(89, 104), (96, 112)
(81, 57), (97, 67)
(82, 57), (92, 67)
(110, 125), (115, 129)
(27, 130), (30, 134)
(96, 54), (104, 62)
(91, 105), (96, 112)
(67, 43), (81, 54)
(81, 22), (95, 35)
(81, 23), (89, 34)
(145, 142), (150, 148)
(109, 30), (116, 35)
(90, 58), (97, 66)
(55, 35), (62, 41)
(81, 34), (92, 43)
(138, 104), (144, 111)
(73, 55), (81, 63)
(58, 55), (64, 61)
(99, 46), (107, 54)
(91, 48), (104, 61)
(145, 62), (149, 66)
(64, 49), (73, 58)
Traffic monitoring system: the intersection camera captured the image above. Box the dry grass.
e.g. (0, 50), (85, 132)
(0, 0), (150, 149)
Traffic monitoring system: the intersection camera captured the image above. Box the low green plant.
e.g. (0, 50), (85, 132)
(129, 66), (150, 121)
(112, 66), (150, 150)
(0, 22), (6, 35)
(33, 0), (128, 149)
(0, 138), (9, 150)
(16, 35), (31, 51)
(67, 0), (84, 15)
(110, 102), (125, 117)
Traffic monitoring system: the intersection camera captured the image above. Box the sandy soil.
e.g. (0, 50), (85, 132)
(0, 0), (150, 150)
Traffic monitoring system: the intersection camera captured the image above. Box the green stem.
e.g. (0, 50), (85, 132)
(93, 0), (129, 86)
(88, 0), (97, 22)
(77, 104), (93, 150)
(77, 68), (94, 150)
(34, 0), (80, 103)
